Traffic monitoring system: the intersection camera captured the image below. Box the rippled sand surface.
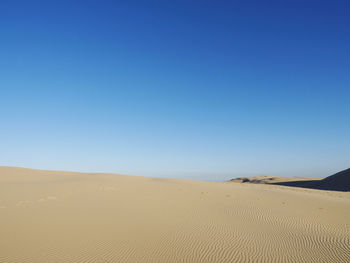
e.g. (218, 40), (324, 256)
(1, 167), (349, 262)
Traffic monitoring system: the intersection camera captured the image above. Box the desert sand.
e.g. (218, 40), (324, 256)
(1, 166), (349, 262)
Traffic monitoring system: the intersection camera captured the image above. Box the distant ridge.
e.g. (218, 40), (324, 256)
(231, 168), (350, 192)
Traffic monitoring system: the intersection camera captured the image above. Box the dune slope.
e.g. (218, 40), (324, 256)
(231, 168), (350, 191)
(1, 167), (350, 262)
(320, 168), (350, 191)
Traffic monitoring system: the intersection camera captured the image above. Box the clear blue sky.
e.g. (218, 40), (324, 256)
(1, 0), (349, 180)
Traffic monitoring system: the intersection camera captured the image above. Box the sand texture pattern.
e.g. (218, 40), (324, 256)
(1, 167), (349, 262)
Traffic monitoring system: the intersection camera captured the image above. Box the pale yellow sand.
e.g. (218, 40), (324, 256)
(0, 167), (349, 262)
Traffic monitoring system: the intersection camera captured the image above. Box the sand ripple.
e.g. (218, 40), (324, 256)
(0, 167), (349, 262)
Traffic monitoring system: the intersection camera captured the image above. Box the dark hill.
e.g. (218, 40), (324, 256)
(319, 168), (350, 191)
(273, 168), (350, 191)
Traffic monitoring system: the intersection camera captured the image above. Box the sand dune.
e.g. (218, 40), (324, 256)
(1, 167), (350, 262)
(230, 175), (321, 184)
(231, 168), (350, 191)
(319, 168), (350, 191)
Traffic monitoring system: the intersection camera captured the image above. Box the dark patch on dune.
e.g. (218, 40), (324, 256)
(232, 178), (251, 183)
(273, 168), (350, 192)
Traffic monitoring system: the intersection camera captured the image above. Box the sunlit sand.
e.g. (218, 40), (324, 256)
(1, 166), (349, 262)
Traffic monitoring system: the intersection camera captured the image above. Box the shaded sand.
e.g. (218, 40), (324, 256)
(231, 168), (350, 191)
(1, 167), (350, 262)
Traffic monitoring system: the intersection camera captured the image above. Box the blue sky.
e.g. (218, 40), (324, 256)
(1, 0), (349, 180)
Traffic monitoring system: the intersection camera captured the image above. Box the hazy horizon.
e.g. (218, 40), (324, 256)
(1, 1), (349, 180)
